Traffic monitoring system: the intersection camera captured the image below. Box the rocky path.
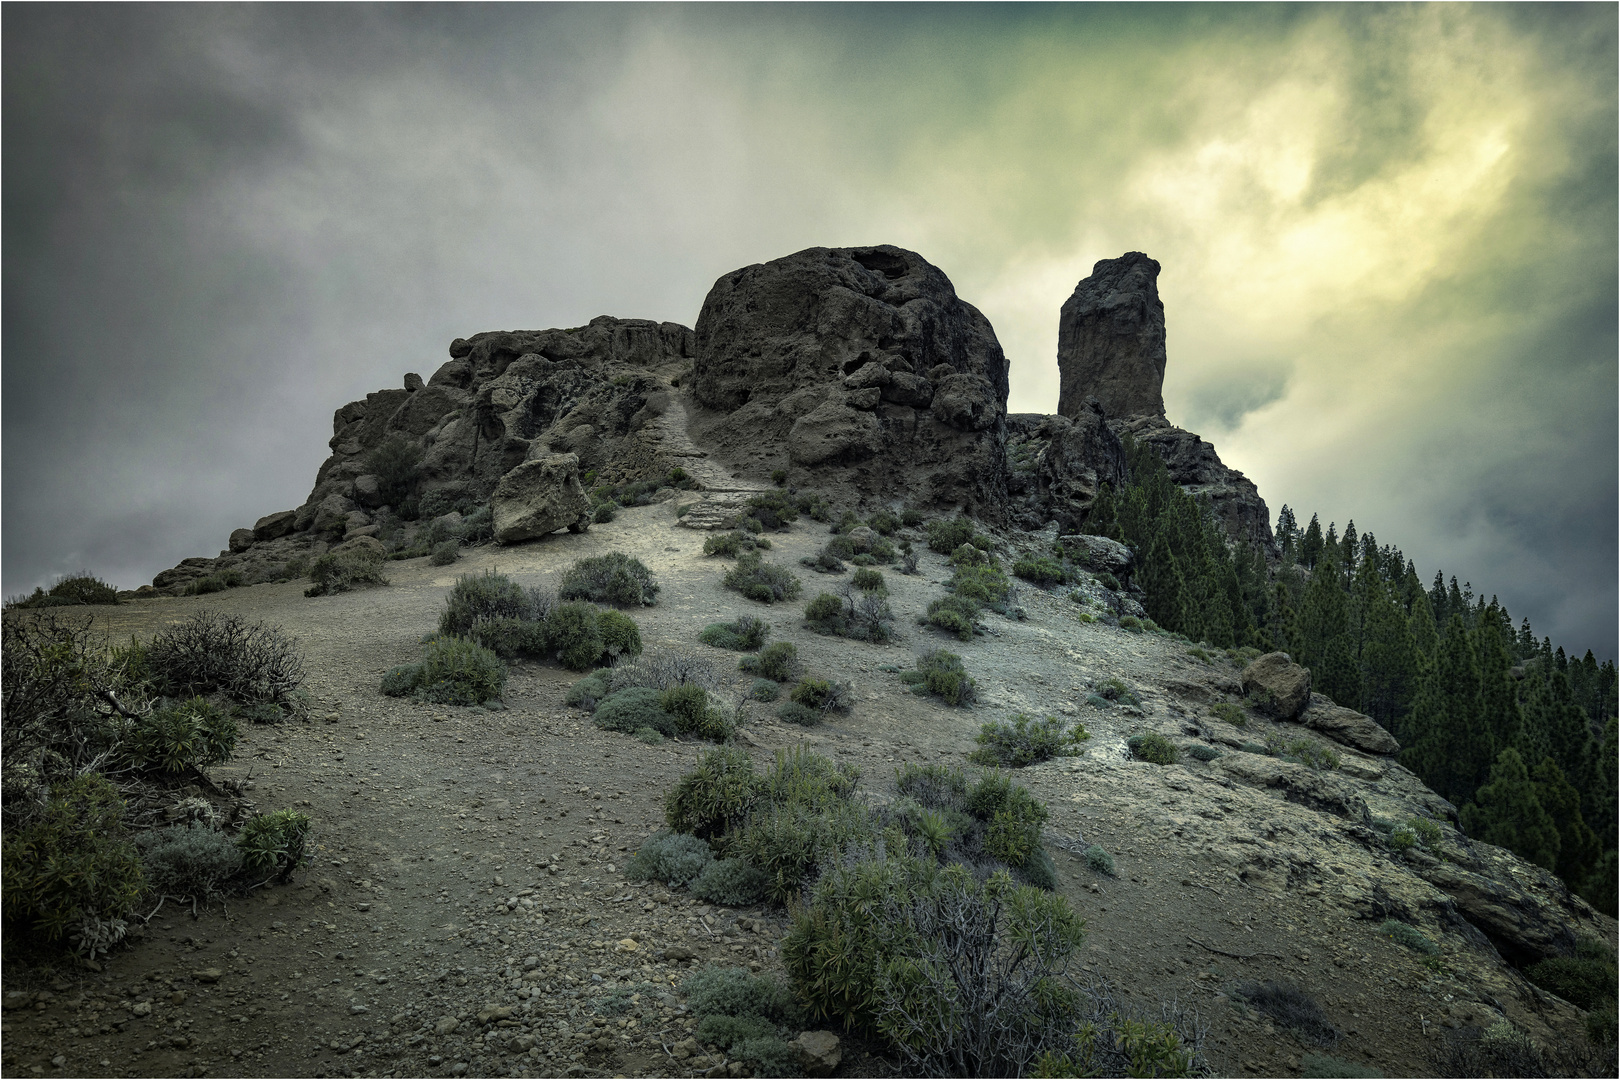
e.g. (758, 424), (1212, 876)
(2, 503), (1607, 1079)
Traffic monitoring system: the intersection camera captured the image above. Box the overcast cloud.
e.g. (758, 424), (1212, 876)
(4, 4), (1614, 658)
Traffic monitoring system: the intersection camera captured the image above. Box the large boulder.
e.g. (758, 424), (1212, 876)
(792, 1031), (842, 1078)
(491, 453), (592, 544)
(228, 529), (256, 554)
(689, 244), (1012, 516)
(1241, 652), (1312, 721)
(1057, 252), (1167, 420)
(252, 510), (298, 542)
(1299, 693), (1401, 756)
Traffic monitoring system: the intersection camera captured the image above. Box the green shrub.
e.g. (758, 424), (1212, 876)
(735, 490), (800, 531)
(591, 501), (619, 524)
(597, 609), (643, 661)
(1118, 615), (1144, 632)
(305, 549), (388, 596)
(704, 531), (770, 557)
(380, 664), (424, 698)
(692, 858), (770, 906)
(701, 615), (770, 652)
(1523, 953), (1616, 1010)
(438, 570), (540, 636)
(128, 697), (239, 773)
(851, 568), (884, 591)
(741, 642), (799, 683)
(1387, 826), (1418, 853)
(969, 714), (1090, 768)
(145, 611), (306, 707)
(429, 540), (460, 566)
(926, 594), (979, 640)
(776, 701), (821, 726)
(969, 773), (1050, 867)
(665, 747), (761, 840)
(10, 572), (122, 608)
(1084, 693), (1111, 709)
(1405, 817), (1443, 849)
(1285, 738), (1341, 771)
(1, 775), (145, 951)
(659, 684), (713, 734)
(236, 808), (312, 883)
(1012, 555), (1072, 586)
(1085, 844), (1117, 876)
(951, 563), (1011, 609)
(544, 602), (605, 671)
(417, 635), (506, 704)
(1376, 919), (1440, 955)
(136, 822), (243, 899)
(749, 678), (780, 702)
(364, 435), (424, 507)
(1128, 732), (1179, 765)
(926, 516), (977, 555)
(803, 592), (843, 626)
(565, 671), (611, 709)
(625, 832), (714, 887)
(1301, 1053), (1383, 1079)
(560, 552), (660, 606)
(803, 548), (847, 574)
(1095, 677), (1139, 705)
(1239, 741), (1270, 755)
(682, 966), (805, 1076)
(594, 687), (676, 737)
(916, 649), (977, 705)
(1185, 744), (1222, 762)
(1209, 702), (1248, 727)
(635, 726), (665, 744)
(804, 588), (895, 642)
(866, 510), (900, 535)
(183, 568), (246, 596)
(465, 615), (548, 659)
(771, 469), (788, 486)
(724, 552), (803, 604)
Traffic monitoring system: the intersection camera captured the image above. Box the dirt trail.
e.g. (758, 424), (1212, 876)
(0, 504), (1565, 1079)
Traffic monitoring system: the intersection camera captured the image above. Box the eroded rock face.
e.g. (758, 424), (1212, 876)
(1057, 252), (1167, 421)
(491, 453), (592, 543)
(1006, 402), (1128, 531)
(1113, 414), (1275, 548)
(689, 244), (1011, 516)
(1242, 652), (1313, 720)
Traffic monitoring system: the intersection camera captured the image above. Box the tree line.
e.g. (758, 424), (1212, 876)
(1086, 437), (1617, 914)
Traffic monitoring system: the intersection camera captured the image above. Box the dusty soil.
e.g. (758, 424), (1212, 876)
(0, 501), (1601, 1079)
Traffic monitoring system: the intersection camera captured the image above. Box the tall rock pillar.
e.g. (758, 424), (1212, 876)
(1056, 252), (1166, 420)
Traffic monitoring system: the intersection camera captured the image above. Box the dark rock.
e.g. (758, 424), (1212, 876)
(1006, 401), (1128, 530)
(404, 372), (424, 392)
(351, 474), (384, 508)
(228, 529), (256, 554)
(1057, 252), (1166, 420)
(690, 244), (1011, 514)
(1058, 533), (1133, 577)
(1413, 851), (1596, 966)
(1113, 415), (1274, 548)
(1298, 693), (1400, 756)
(253, 510), (298, 542)
(1241, 653), (1312, 720)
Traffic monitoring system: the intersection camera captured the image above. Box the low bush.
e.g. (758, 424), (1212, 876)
(1084, 693), (1112, 709)
(1387, 826), (1418, 853)
(416, 635), (507, 705)
(464, 616), (547, 660)
(1405, 816), (1444, 849)
(903, 649), (977, 706)
(740, 642), (799, 683)
(926, 515), (977, 555)
(1118, 615), (1144, 632)
(771, 469), (788, 486)
(128, 697), (239, 774)
(236, 809), (312, 883)
(545, 602), (606, 671)
(593, 687), (676, 737)
(459, 506), (494, 543)
(612, 646), (720, 694)
(625, 832), (714, 887)
(1209, 702), (1248, 727)
(429, 540), (460, 566)
(683, 966), (805, 1077)
(1, 775), (145, 953)
(700, 614), (770, 651)
(591, 501), (619, 524)
(1239, 741), (1270, 755)
(775, 701), (821, 726)
(566, 671), (611, 709)
(803, 549), (847, 574)
(1301, 1053), (1383, 1079)
(439, 570), (544, 636)
(692, 859), (770, 907)
(184, 568), (246, 595)
(738, 491), (800, 531)
(145, 611), (306, 708)
(380, 664), (424, 698)
(597, 609), (643, 661)
(851, 567), (885, 592)
(704, 531), (771, 557)
(665, 746), (761, 840)
(1094, 677), (1139, 705)
(1128, 732), (1180, 765)
(1523, 949), (1616, 1011)
(1185, 744), (1222, 762)
(1085, 844), (1117, 876)
(1012, 555), (1073, 586)
(560, 552), (660, 607)
(749, 678), (780, 702)
(9, 572), (121, 608)
(305, 548), (388, 596)
(1235, 981), (1338, 1046)
(969, 714), (1090, 767)
(804, 587), (895, 643)
(1377, 919), (1439, 955)
(926, 594), (980, 640)
(793, 492), (832, 523)
(724, 552), (803, 604)
(136, 822), (243, 900)
(1285, 738), (1341, 771)
(788, 678), (852, 716)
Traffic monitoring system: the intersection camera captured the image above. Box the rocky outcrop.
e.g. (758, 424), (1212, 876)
(1058, 533), (1134, 578)
(1113, 414), (1274, 548)
(688, 245), (1011, 517)
(1298, 693), (1401, 756)
(1241, 652), (1312, 720)
(1057, 252), (1167, 421)
(1005, 401), (1128, 530)
(490, 453), (592, 543)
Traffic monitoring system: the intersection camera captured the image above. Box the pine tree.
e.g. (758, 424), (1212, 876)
(1275, 506), (1299, 563)
(1358, 566), (1416, 731)
(1400, 615), (1490, 805)
(1340, 520), (1358, 570)
(1407, 588), (1438, 661)
(1085, 482), (1121, 540)
(1521, 669), (1599, 819)
(1139, 532), (1188, 632)
(1460, 749), (1560, 872)
(1268, 579), (1296, 655)
(1294, 547), (1355, 705)
(1473, 609), (1524, 761)
(1530, 758), (1600, 888)
(1300, 514), (1324, 570)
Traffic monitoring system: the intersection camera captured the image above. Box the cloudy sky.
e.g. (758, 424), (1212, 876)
(5, 4), (1615, 658)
